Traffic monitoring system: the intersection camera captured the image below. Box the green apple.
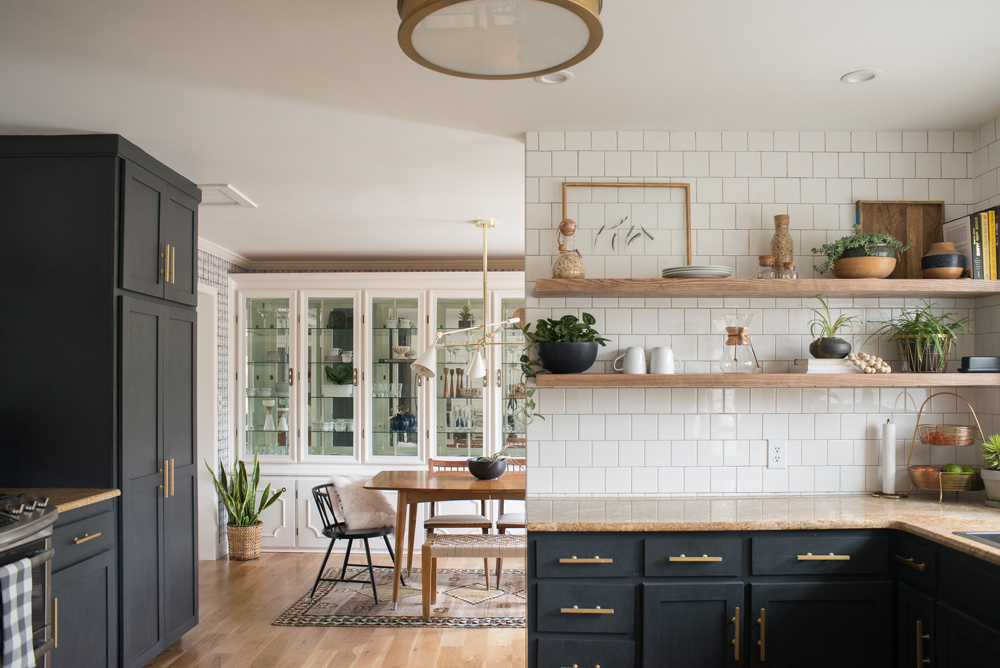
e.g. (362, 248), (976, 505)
(942, 463), (963, 473)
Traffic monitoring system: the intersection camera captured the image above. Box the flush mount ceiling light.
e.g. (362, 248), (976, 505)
(397, 0), (603, 80)
(840, 69), (882, 84)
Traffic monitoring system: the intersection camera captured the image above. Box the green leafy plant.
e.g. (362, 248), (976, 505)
(807, 297), (862, 339)
(810, 225), (913, 275)
(981, 435), (1000, 470)
(865, 300), (972, 362)
(523, 313), (610, 345)
(325, 364), (353, 385)
(205, 455), (284, 527)
(513, 386), (544, 427)
(458, 305), (475, 323)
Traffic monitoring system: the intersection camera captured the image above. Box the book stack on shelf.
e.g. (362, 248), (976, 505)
(789, 359), (861, 374)
(943, 207), (1000, 279)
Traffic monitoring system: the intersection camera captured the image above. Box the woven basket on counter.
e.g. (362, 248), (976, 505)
(227, 521), (263, 561)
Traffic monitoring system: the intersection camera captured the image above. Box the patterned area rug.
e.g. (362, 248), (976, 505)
(273, 567), (526, 628)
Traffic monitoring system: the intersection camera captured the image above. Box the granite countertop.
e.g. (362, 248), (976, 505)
(527, 493), (1000, 566)
(0, 488), (121, 512)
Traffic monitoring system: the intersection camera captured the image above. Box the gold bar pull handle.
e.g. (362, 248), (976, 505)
(669, 554), (723, 562)
(916, 620), (931, 666)
(560, 605), (614, 615)
(497, 369), (502, 388)
(73, 532), (102, 545)
(160, 247), (166, 282)
(170, 245), (176, 284)
(558, 556), (614, 564)
(170, 459), (175, 497)
(164, 244), (171, 283)
(53, 597), (58, 649)
(797, 552), (850, 561)
(288, 367), (294, 386)
(732, 606), (740, 660)
(160, 460), (168, 498)
(353, 368), (359, 386)
(895, 555), (927, 572)
(757, 608), (766, 661)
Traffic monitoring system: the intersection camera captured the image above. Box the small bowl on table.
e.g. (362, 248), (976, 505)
(467, 458), (507, 480)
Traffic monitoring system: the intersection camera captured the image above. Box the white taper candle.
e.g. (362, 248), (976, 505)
(882, 419), (896, 495)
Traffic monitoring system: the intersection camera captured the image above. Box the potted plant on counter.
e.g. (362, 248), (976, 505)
(523, 313), (609, 374)
(981, 435), (1000, 505)
(811, 225), (912, 279)
(807, 297), (861, 359)
(205, 455), (285, 561)
(866, 300), (972, 373)
(323, 364), (354, 397)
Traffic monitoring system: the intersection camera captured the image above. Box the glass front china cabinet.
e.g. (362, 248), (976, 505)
(305, 294), (360, 458)
(497, 296), (527, 458)
(370, 297), (421, 458)
(434, 297), (486, 458)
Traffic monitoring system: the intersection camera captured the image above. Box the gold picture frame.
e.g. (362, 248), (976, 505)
(561, 181), (692, 266)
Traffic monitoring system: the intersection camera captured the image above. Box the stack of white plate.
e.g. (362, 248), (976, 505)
(661, 265), (733, 279)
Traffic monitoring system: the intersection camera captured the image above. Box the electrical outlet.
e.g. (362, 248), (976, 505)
(768, 440), (786, 469)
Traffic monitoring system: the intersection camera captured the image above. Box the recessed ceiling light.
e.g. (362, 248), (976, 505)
(534, 70), (574, 85)
(197, 184), (257, 208)
(841, 69), (882, 84)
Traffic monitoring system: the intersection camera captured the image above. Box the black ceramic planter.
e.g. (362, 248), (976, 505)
(458, 320), (473, 329)
(467, 458), (507, 480)
(809, 337), (852, 359)
(534, 341), (599, 374)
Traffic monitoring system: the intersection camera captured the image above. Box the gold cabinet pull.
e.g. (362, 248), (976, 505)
(53, 597), (58, 649)
(558, 556), (613, 564)
(160, 460), (168, 498)
(170, 459), (175, 497)
(560, 605), (614, 615)
(353, 368), (359, 386)
(895, 555), (926, 572)
(73, 532), (101, 545)
(559, 665), (602, 668)
(732, 606), (740, 660)
(797, 552), (850, 561)
(165, 244), (172, 283)
(288, 367), (294, 386)
(417, 375), (423, 386)
(497, 369), (502, 388)
(757, 608), (765, 661)
(160, 248), (166, 282)
(916, 619), (931, 665)
(669, 554), (723, 562)
(170, 245), (176, 284)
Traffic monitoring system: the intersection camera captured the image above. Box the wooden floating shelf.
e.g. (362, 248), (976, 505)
(535, 278), (1000, 299)
(534, 373), (1000, 389)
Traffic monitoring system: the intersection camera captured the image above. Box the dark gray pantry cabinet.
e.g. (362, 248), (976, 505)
(528, 530), (1000, 668)
(0, 135), (201, 668)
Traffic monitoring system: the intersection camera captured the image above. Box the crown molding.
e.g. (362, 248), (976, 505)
(198, 238), (524, 273)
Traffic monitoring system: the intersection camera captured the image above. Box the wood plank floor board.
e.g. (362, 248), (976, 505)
(145, 553), (525, 668)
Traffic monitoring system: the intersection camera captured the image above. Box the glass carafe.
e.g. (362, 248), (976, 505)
(715, 313), (760, 374)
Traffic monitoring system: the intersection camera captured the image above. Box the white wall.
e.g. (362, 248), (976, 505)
(524, 129), (998, 498)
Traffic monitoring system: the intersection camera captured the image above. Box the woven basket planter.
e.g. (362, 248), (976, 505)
(894, 335), (952, 373)
(227, 521), (263, 561)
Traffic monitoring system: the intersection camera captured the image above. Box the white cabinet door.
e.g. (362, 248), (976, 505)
(296, 477), (334, 549)
(257, 475), (297, 549)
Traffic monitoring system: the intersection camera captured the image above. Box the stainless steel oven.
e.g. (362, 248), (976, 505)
(0, 495), (57, 667)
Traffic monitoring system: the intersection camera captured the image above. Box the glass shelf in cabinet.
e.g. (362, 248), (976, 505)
(244, 428), (290, 433)
(372, 327), (419, 331)
(371, 395), (419, 400)
(309, 328), (355, 333)
(376, 359), (418, 364)
(309, 429), (354, 434)
(370, 430), (419, 435)
(246, 328), (289, 333)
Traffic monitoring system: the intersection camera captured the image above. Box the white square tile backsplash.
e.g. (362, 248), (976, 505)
(524, 127), (1000, 499)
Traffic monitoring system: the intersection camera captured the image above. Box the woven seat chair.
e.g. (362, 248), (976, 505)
(308, 483), (403, 604)
(494, 457), (526, 586)
(421, 533), (526, 620)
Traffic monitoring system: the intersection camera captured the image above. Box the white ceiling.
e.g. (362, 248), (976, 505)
(2, 0), (999, 263)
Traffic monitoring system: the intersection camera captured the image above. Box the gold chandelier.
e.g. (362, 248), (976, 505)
(397, 0), (603, 80)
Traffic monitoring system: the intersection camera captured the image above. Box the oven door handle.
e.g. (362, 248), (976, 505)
(28, 549), (54, 568)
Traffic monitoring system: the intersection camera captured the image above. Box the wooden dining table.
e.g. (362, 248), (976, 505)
(365, 469), (526, 607)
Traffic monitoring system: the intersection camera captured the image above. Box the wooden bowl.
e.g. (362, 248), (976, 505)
(831, 256), (897, 279)
(921, 252), (965, 279)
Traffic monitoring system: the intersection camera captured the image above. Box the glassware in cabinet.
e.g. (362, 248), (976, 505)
(371, 298), (420, 457)
(499, 298), (527, 457)
(243, 297), (292, 457)
(307, 297), (357, 457)
(435, 298), (486, 458)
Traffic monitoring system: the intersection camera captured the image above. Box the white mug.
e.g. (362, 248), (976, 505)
(613, 347), (647, 374)
(649, 347), (682, 374)
(342, 351), (354, 362)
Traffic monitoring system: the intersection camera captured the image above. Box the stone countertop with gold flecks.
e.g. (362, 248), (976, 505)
(527, 493), (1000, 567)
(0, 488), (121, 512)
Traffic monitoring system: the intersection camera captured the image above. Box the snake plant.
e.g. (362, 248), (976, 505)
(205, 455), (285, 526)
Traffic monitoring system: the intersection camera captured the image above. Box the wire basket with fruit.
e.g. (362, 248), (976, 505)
(905, 392), (985, 502)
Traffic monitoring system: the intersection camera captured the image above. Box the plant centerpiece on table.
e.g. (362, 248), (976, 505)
(523, 313), (609, 374)
(811, 225), (913, 279)
(323, 364), (354, 397)
(980, 435), (1000, 504)
(205, 455), (285, 561)
(468, 443), (517, 480)
(457, 305), (475, 329)
(865, 300), (972, 373)
(806, 297), (862, 359)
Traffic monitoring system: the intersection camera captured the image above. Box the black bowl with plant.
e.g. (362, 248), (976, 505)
(807, 297), (861, 358)
(866, 300), (972, 373)
(811, 226), (913, 276)
(523, 313), (609, 374)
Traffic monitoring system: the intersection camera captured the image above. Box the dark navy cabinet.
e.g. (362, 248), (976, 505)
(0, 135), (201, 668)
(529, 529), (1000, 668)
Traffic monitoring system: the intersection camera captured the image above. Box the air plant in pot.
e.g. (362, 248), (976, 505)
(807, 297), (862, 359)
(468, 444), (518, 480)
(980, 435), (1000, 503)
(865, 300), (972, 373)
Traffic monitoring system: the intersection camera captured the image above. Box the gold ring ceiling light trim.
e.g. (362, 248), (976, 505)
(398, 0), (603, 80)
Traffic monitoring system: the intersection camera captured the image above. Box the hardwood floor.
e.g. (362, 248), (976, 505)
(145, 552), (526, 668)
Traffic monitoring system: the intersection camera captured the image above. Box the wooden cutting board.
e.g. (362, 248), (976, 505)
(857, 200), (944, 279)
